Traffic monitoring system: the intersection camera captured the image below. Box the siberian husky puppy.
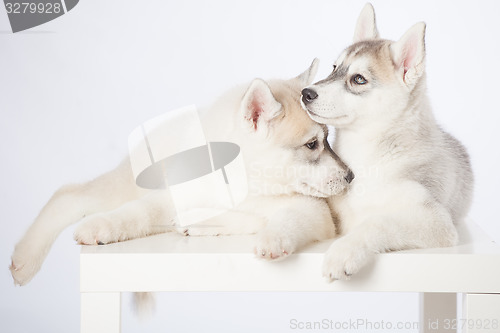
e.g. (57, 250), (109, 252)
(11, 61), (353, 286)
(301, 4), (473, 280)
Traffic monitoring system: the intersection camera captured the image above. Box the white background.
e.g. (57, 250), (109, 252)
(1, 0), (499, 332)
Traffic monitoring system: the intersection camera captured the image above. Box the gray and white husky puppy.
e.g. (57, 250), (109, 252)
(11, 61), (353, 286)
(301, 4), (473, 280)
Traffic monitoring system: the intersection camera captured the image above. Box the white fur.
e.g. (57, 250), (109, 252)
(302, 4), (473, 281)
(10, 60), (352, 286)
(353, 3), (379, 42)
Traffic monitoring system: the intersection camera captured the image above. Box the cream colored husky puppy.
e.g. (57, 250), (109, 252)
(301, 4), (473, 280)
(11, 61), (353, 286)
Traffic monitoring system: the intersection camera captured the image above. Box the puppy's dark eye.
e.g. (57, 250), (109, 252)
(332, 64), (337, 71)
(352, 74), (367, 85)
(305, 139), (318, 150)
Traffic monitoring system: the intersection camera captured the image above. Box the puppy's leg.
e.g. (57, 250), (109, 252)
(255, 196), (336, 260)
(181, 210), (267, 237)
(74, 189), (176, 245)
(185, 196), (335, 260)
(323, 188), (457, 281)
(10, 160), (141, 285)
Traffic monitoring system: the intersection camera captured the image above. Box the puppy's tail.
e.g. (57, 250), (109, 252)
(132, 292), (156, 320)
(10, 159), (142, 286)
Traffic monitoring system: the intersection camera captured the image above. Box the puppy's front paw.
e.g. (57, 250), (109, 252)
(73, 214), (121, 245)
(322, 236), (372, 281)
(180, 217), (266, 237)
(179, 225), (221, 237)
(254, 230), (296, 261)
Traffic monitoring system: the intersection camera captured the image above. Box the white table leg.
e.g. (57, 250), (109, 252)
(81, 292), (121, 333)
(462, 293), (500, 333)
(420, 293), (457, 333)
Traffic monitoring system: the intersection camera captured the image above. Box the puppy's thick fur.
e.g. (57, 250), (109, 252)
(302, 4), (473, 280)
(11, 61), (352, 286)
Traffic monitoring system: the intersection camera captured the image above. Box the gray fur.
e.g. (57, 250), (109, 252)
(302, 5), (474, 281)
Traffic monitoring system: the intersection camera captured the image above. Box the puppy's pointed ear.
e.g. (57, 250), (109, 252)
(353, 3), (379, 42)
(241, 79), (282, 131)
(295, 58), (320, 86)
(391, 22), (426, 86)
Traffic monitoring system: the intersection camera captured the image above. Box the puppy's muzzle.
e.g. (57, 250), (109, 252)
(301, 88), (318, 105)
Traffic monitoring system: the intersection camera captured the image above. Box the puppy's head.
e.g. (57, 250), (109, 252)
(239, 60), (353, 197)
(301, 3), (427, 129)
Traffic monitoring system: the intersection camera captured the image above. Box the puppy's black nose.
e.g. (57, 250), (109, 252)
(345, 170), (355, 184)
(301, 88), (318, 105)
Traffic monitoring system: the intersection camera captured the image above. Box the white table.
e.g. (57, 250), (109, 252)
(80, 221), (500, 333)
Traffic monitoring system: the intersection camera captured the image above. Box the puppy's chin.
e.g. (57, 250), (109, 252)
(307, 110), (354, 128)
(294, 182), (325, 198)
(297, 182), (347, 198)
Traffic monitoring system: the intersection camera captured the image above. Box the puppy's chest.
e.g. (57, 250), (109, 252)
(347, 169), (390, 202)
(333, 154), (400, 229)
